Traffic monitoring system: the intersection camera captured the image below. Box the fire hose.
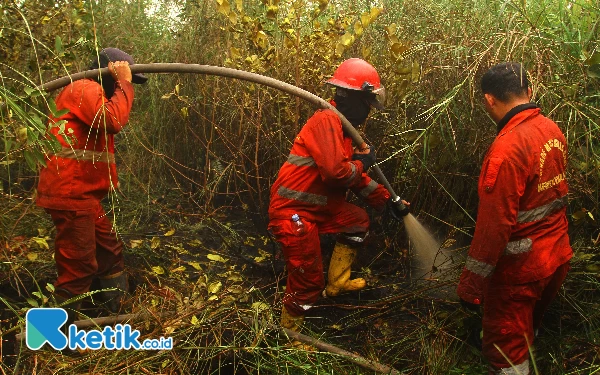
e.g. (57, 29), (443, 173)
(38, 63), (409, 214)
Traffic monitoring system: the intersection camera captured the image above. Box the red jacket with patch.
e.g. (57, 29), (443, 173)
(36, 79), (134, 210)
(268, 107), (390, 223)
(457, 107), (572, 304)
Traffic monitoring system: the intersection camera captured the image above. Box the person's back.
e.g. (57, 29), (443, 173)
(457, 62), (572, 375)
(37, 77), (133, 209)
(480, 106), (571, 285)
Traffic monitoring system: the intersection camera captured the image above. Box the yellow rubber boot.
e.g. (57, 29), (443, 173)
(281, 306), (304, 332)
(324, 242), (366, 297)
(280, 306), (315, 350)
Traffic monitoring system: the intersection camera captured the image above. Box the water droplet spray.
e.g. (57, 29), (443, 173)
(403, 213), (441, 273)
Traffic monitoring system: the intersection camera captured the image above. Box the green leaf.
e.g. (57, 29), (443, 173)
(24, 151), (37, 171)
(16, 127), (28, 143)
(585, 264), (600, 273)
(340, 32), (354, 47)
(32, 291), (46, 300)
(572, 209), (588, 221)
(207, 254), (228, 262)
(354, 21), (363, 37)
(251, 301), (269, 313)
(229, 11), (238, 24)
(49, 99), (69, 118)
(586, 52), (600, 66)
(30, 114), (45, 132)
(587, 64), (600, 78)
(32, 237), (50, 250)
(34, 150), (47, 168)
(53, 120), (68, 135)
(361, 13), (370, 28)
(55, 36), (63, 54)
(4, 139), (14, 153)
(46, 283), (55, 293)
(26, 298), (39, 307)
(370, 7), (383, 21)
(217, 0), (230, 16)
(208, 281), (222, 294)
(586, 52), (600, 78)
(384, 23), (397, 37)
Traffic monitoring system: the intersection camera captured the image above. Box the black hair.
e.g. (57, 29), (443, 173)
(481, 62), (530, 103)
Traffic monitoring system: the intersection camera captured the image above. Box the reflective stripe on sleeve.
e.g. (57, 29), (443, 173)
(517, 196), (567, 223)
(504, 238), (533, 255)
(286, 154), (316, 168)
(465, 256), (495, 278)
(277, 186), (328, 206)
(342, 163), (357, 187)
(54, 147), (115, 164)
(359, 180), (378, 198)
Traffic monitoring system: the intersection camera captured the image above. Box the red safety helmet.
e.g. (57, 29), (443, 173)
(326, 58), (385, 109)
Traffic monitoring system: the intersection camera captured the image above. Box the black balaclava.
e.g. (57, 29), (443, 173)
(88, 48), (147, 98)
(334, 88), (371, 126)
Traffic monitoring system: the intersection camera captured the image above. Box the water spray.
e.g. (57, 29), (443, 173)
(37, 63), (439, 268)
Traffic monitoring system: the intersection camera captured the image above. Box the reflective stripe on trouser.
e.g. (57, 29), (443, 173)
(483, 262), (570, 371)
(46, 203), (124, 296)
(490, 360), (529, 374)
(268, 202), (369, 316)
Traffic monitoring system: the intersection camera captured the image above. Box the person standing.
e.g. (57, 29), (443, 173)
(457, 62), (572, 374)
(268, 58), (408, 343)
(36, 48), (147, 317)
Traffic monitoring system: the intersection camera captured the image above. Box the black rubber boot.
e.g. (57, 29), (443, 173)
(98, 271), (129, 313)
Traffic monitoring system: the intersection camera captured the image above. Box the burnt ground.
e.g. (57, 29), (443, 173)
(3, 196), (587, 374)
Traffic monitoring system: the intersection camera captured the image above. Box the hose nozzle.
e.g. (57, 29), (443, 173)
(391, 196), (410, 218)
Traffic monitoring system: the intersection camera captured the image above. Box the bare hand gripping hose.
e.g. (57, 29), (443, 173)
(39, 63), (408, 212)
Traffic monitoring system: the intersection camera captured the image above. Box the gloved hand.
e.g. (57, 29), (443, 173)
(460, 298), (481, 313)
(388, 198), (410, 220)
(352, 146), (376, 171)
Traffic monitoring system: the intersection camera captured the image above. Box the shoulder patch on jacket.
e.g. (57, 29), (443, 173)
(483, 157), (504, 193)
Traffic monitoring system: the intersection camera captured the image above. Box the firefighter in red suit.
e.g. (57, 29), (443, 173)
(457, 62), (572, 374)
(268, 58), (409, 340)
(36, 48), (147, 316)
